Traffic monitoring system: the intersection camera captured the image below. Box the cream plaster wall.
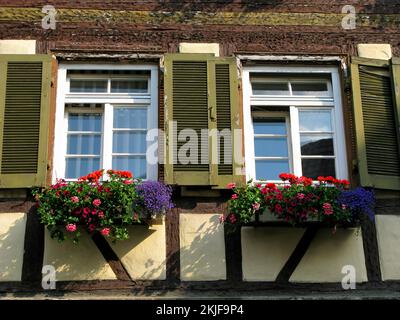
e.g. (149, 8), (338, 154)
(241, 227), (305, 281)
(357, 44), (392, 60)
(179, 42), (220, 56)
(290, 228), (367, 283)
(0, 40), (36, 54)
(43, 230), (117, 281)
(0, 213), (26, 281)
(376, 215), (400, 281)
(108, 223), (166, 280)
(180, 213), (226, 281)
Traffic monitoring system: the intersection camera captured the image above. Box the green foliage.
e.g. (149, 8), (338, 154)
(224, 181), (265, 225)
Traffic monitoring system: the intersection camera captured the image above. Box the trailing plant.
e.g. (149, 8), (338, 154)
(136, 180), (174, 218)
(33, 169), (173, 244)
(223, 182), (266, 225)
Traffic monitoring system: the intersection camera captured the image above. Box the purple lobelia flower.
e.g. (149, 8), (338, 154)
(338, 187), (375, 221)
(136, 180), (174, 216)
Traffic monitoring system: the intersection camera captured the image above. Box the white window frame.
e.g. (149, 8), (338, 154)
(54, 64), (158, 182)
(243, 65), (348, 183)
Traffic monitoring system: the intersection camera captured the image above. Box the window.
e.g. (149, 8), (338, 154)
(253, 116), (291, 180)
(65, 110), (103, 179)
(112, 106), (147, 178)
(243, 66), (348, 182)
(53, 65), (158, 181)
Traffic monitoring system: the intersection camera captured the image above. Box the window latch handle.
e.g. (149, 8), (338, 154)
(209, 105), (216, 121)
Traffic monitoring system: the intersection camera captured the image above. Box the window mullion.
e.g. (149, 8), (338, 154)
(102, 103), (113, 175)
(290, 106), (302, 177)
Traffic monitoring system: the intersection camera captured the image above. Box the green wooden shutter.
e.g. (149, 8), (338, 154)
(164, 54), (243, 187)
(351, 57), (400, 190)
(0, 55), (52, 188)
(209, 57), (243, 188)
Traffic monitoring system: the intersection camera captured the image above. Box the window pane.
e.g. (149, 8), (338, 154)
(113, 108), (147, 129)
(112, 156), (146, 179)
(255, 160), (290, 181)
(68, 114), (102, 132)
(291, 82), (328, 96)
(70, 79), (107, 93)
(253, 119), (286, 135)
(65, 157), (100, 179)
(299, 111), (332, 132)
(67, 134), (101, 155)
(301, 159), (335, 179)
(300, 134), (334, 156)
(252, 82), (289, 95)
(111, 79), (148, 93)
(112, 132), (147, 153)
(254, 137), (288, 157)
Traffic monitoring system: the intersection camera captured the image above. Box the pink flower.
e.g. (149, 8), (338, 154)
(65, 224), (77, 232)
(70, 196), (79, 203)
(231, 194), (238, 200)
(323, 202), (333, 215)
(219, 214), (226, 223)
(229, 214), (237, 224)
(252, 203), (261, 211)
(98, 211), (105, 219)
(100, 228), (110, 236)
(93, 199), (101, 207)
(88, 224), (96, 232)
(105, 188), (111, 193)
(83, 207), (90, 218)
(91, 209), (97, 215)
(123, 180), (133, 185)
(297, 193), (305, 200)
(227, 183), (236, 189)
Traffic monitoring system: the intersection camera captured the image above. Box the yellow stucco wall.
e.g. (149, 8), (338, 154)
(290, 228), (367, 283)
(43, 230), (117, 281)
(180, 213), (226, 281)
(241, 227), (305, 281)
(376, 215), (400, 281)
(108, 223), (166, 280)
(0, 213), (26, 282)
(0, 40), (36, 54)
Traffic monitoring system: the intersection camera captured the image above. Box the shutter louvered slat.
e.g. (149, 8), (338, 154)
(1, 62), (43, 174)
(172, 61), (209, 172)
(359, 67), (400, 177)
(215, 64), (233, 176)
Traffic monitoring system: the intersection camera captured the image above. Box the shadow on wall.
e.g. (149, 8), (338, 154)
(43, 229), (117, 281)
(0, 213), (26, 282)
(180, 214), (226, 281)
(107, 224), (167, 281)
